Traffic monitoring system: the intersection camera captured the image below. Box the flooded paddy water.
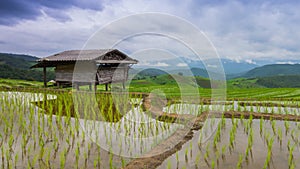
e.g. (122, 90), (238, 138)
(159, 119), (300, 169)
(1, 91), (300, 168)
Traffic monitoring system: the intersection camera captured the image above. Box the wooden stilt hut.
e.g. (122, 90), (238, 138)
(31, 49), (138, 90)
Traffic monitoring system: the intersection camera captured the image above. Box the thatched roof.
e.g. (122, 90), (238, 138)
(31, 49), (138, 68)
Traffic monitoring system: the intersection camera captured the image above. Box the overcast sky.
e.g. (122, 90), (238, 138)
(0, 0), (299, 62)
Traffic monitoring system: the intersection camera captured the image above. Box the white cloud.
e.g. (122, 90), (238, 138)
(207, 64), (217, 68)
(245, 59), (257, 64)
(154, 62), (169, 67)
(137, 61), (169, 67)
(276, 61), (299, 65)
(137, 62), (151, 66)
(232, 58), (241, 63)
(176, 63), (188, 67)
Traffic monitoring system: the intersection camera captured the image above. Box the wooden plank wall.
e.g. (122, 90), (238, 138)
(55, 62), (130, 84)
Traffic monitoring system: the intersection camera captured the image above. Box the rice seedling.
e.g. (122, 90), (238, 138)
(236, 154), (244, 169)
(184, 147), (189, 163)
(176, 151), (179, 163)
(83, 150), (88, 168)
(260, 117), (264, 135)
(195, 152), (201, 168)
(285, 120), (290, 135)
(1, 146), (4, 169)
(277, 127), (283, 147)
(221, 144), (227, 160)
(288, 144), (295, 169)
(166, 160), (172, 169)
(44, 149), (51, 169)
(213, 122), (222, 149)
(229, 121), (237, 151)
(75, 143), (80, 168)
(211, 159), (216, 169)
(271, 120), (277, 135)
(59, 148), (67, 169)
(14, 153), (18, 169)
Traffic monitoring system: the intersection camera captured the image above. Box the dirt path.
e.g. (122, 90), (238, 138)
(123, 112), (209, 169)
(211, 111), (300, 122)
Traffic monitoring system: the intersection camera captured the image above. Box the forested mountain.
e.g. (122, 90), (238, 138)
(0, 53), (55, 81)
(241, 64), (300, 78)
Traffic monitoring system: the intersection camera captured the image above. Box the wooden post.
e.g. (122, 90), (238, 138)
(105, 83), (108, 91)
(89, 83), (92, 91)
(43, 66), (47, 87)
(122, 81), (125, 89)
(94, 83), (97, 91)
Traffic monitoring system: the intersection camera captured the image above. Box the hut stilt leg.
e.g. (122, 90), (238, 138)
(94, 83), (97, 91)
(43, 66), (47, 87)
(105, 83), (108, 91)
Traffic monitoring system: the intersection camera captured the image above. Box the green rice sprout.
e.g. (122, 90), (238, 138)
(236, 154), (243, 169)
(167, 160), (172, 169)
(260, 117), (264, 135)
(277, 127), (283, 147)
(211, 159), (216, 169)
(288, 144), (295, 168)
(285, 120), (290, 135)
(60, 148), (68, 169)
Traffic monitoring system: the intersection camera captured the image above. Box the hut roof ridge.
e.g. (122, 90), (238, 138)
(40, 49), (120, 61)
(31, 49), (138, 68)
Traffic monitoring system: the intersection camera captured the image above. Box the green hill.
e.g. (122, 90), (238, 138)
(229, 75), (300, 88)
(242, 64), (300, 78)
(168, 68), (209, 78)
(0, 53), (55, 81)
(131, 73), (216, 89)
(228, 64), (300, 88)
(0, 53), (38, 69)
(132, 67), (220, 79)
(228, 78), (265, 88)
(256, 75), (300, 88)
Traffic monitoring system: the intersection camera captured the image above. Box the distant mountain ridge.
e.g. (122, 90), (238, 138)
(256, 75), (300, 88)
(130, 67), (210, 78)
(0, 53), (38, 69)
(2, 52), (300, 88)
(0, 53), (54, 81)
(241, 64), (300, 78)
(132, 63), (300, 79)
(2, 53), (38, 61)
(134, 58), (259, 75)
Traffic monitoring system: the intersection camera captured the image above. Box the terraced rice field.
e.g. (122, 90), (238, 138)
(1, 88), (300, 168)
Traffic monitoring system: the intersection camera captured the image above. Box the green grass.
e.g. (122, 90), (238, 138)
(0, 78), (43, 88)
(2, 77), (300, 100)
(227, 78), (265, 89)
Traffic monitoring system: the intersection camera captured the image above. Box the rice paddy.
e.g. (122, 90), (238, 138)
(1, 87), (300, 168)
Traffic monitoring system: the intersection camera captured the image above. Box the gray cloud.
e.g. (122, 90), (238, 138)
(0, 0), (104, 25)
(0, 0), (299, 62)
(0, 0), (40, 25)
(185, 0), (300, 60)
